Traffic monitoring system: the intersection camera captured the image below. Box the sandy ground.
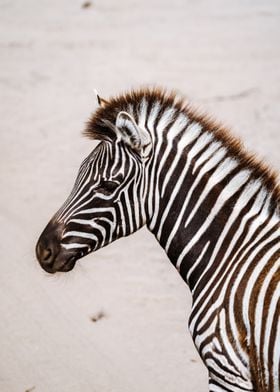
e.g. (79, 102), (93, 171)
(0, 1), (280, 391)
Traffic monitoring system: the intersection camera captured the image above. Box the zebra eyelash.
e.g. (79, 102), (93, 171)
(93, 178), (121, 193)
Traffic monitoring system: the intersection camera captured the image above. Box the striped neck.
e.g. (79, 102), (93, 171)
(143, 105), (279, 295)
(84, 87), (279, 296)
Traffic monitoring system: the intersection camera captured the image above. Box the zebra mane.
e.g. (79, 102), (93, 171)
(84, 87), (280, 207)
(84, 87), (184, 141)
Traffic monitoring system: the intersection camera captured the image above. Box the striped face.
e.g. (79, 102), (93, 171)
(36, 138), (146, 273)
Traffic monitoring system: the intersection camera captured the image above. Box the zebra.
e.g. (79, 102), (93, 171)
(36, 87), (280, 391)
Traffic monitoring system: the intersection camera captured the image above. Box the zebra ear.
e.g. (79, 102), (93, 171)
(115, 111), (151, 156)
(94, 89), (109, 108)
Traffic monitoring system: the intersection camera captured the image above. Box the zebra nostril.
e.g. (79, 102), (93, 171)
(36, 241), (54, 265)
(36, 220), (65, 272)
(41, 248), (52, 262)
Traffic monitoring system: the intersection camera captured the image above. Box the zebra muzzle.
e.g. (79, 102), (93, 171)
(36, 220), (77, 274)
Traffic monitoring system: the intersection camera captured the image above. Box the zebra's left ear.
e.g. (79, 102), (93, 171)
(94, 89), (109, 108)
(115, 111), (151, 157)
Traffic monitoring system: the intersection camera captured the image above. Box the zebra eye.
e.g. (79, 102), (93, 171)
(104, 180), (119, 191)
(95, 179), (120, 194)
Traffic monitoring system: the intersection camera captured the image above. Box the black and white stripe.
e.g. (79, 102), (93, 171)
(40, 89), (280, 391)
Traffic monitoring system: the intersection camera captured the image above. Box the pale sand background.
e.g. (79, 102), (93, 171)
(0, 1), (280, 391)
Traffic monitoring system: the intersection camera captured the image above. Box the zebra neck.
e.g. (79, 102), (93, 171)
(145, 119), (278, 294)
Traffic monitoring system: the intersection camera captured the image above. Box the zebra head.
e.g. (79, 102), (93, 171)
(36, 96), (152, 273)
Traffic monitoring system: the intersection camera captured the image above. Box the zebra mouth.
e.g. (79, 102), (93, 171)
(42, 254), (78, 274)
(55, 255), (77, 273)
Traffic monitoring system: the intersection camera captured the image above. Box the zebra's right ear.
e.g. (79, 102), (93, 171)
(115, 111), (151, 157)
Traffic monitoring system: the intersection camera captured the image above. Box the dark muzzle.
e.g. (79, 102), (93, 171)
(36, 220), (76, 273)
